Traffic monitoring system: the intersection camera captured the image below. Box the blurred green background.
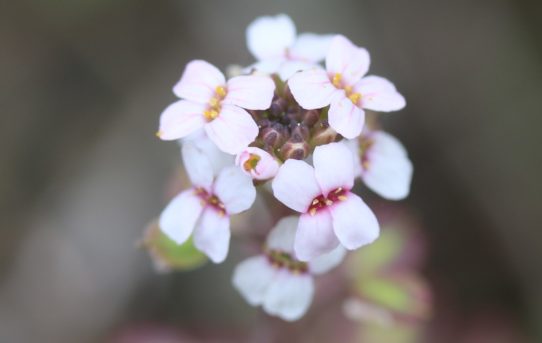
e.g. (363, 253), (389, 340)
(1, 0), (541, 342)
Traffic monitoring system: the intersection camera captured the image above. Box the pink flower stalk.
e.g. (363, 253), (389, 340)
(272, 142), (379, 261)
(288, 35), (406, 139)
(158, 60), (275, 154)
(235, 147), (280, 180)
(246, 14), (333, 80)
(232, 216), (346, 321)
(348, 131), (413, 200)
(159, 140), (256, 263)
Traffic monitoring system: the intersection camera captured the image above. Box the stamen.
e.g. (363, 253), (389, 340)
(243, 154), (261, 172)
(203, 109), (219, 121)
(348, 92), (361, 104)
(338, 195), (347, 201)
(332, 73), (342, 88)
(215, 86), (227, 98)
(309, 208), (317, 216)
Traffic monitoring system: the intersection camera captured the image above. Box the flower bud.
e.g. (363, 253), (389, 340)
(279, 139), (310, 160)
(289, 124), (310, 142)
(311, 121), (339, 146)
(236, 147), (280, 180)
(302, 109), (320, 127)
(260, 123), (287, 148)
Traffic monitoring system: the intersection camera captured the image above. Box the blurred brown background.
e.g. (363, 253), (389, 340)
(0, 0), (541, 342)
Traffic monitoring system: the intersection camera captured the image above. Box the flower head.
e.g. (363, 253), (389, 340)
(236, 146), (280, 180)
(272, 142), (380, 261)
(288, 35), (406, 139)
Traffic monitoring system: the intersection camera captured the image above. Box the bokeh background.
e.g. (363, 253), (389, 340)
(1, 0), (541, 342)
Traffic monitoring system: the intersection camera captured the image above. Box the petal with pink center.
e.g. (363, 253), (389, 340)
(271, 159), (321, 213)
(158, 100), (205, 141)
(289, 33), (334, 63)
(262, 270), (314, 321)
(213, 166), (256, 215)
(235, 147), (280, 180)
(330, 193), (379, 250)
(232, 255), (277, 306)
(295, 211), (339, 261)
(309, 245), (347, 275)
(362, 131), (413, 200)
(313, 142), (355, 195)
(224, 75), (275, 110)
(246, 14), (296, 61)
(288, 68), (338, 109)
(193, 208), (230, 263)
(173, 60), (225, 103)
(354, 75), (406, 112)
(328, 93), (365, 139)
(159, 190), (203, 244)
(204, 104), (258, 154)
(266, 216), (298, 254)
(181, 141), (214, 190)
(325, 35), (370, 85)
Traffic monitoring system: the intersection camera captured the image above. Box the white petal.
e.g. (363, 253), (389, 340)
(344, 138), (363, 177)
(182, 133), (234, 178)
(277, 60), (317, 81)
(355, 75), (406, 112)
(204, 104), (258, 154)
(271, 159), (321, 213)
(246, 14), (296, 60)
(232, 255), (277, 306)
(262, 270), (314, 321)
(224, 75), (275, 110)
(181, 141), (214, 190)
(158, 100), (205, 141)
(289, 33), (334, 63)
(244, 58), (284, 75)
(313, 142), (355, 195)
(235, 147), (280, 180)
(328, 93), (365, 139)
(295, 211), (339, 261)
(173, 60), (225, 103)
(325, 35), (370, 85)
(266, 216), (299, 253)
(362, 131), (413, 200)
(213, 166), (256, 215)
(288, 68), (337, 109)
(193, 208), (230, 263)
(158, 190), (203, 244)
(330, 193), (379, 250)
(309, 245), (347, 275)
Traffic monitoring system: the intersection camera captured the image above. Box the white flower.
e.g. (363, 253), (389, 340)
(232, 216), (346, 321)
(159, 139), (256, 263)
(235, 146), (280, 180)
(246, 14), (333, 80)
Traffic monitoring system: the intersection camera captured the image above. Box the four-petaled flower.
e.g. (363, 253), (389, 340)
(288, 35), (406, 139)
(232, 216), (346, 321)
(159, 139), (256, 263)
(272, 142), (380, 261)
(158, 60), (275, 154)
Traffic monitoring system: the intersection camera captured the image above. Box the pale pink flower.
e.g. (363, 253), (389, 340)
(288, 35), (406, 139)
(235, 147), (280, 180)
(246, 14), (333, 80)
(159, 140), (256, 263)
(272, 142), (379, 261)
(232, 216), (346, 321)
(158, 60), (275, 154)
(347, 131), (413, 200)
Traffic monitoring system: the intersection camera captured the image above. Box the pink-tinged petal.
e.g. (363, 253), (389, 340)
(213, 166), (256, 214)
(245, 59), (284, 75)
(266, 216), (298, 254)
(289, 33), (334, 63)
(313, 142), (355, 195)
(295, 211), (339, 261)
(158, 100), (205, 141)
(362, 131), (413, 200)
(330, 193), (379, 250)
(328, 93), (365, 139)
(288, 68), (338, 109)
(309, 245), (347, 275)
(193, 208), (230, 263)
(204, 104), (258, 154)
(235, 147), (280, 180)
(173, 60), (225, 103)
(325, 35), (370, 85)
(224, 75), (275, 110)
(277, 60), (317, 81)
(262, 270), (314, 321)
(181, 141), (214, 190)
(246, 14), (296, 60)
(159, 190), (203, 244)
(271, 159), (321, 213)
(355, 75), (406, 112)
(182, 133), (234, 178)
(232, 255), (277, 306)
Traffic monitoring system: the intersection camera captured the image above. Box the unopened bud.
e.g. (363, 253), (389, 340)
(311, 121), (339, 146)
(261, 123), (286, 148)
(280, 139), (310, 160)
(302, 109), (320, 127)
(289, 124), (310, 142)
(269, 98), (288, 117)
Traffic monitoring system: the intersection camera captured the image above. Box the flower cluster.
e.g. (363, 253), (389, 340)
(153, 14), (413, 321)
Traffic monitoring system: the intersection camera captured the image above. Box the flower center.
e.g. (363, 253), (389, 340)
(332, 73), (362, 105)
(265, 248), (308, 274)
(194, 187), (226, 216)
(203, 86), (227, 122)
(242, 153), (261, 172)
(308, 187), (348, 216)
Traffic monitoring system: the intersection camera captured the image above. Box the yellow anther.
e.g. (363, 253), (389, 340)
(332, 73), (342, 87)
(243, 154), (261, 171)
(203, 109), (219, 121)
(337, 195), (347, 201)
(309, 208), (317, 216)
(155, 130), (162, 138)
(348, 92), (361, 104)
(209, 97), (220, 107)
(334, 187), (343, 194)
(325, 199), (333, 206)
(215, 86), (227, 98)
(312, 199), (320, 205)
